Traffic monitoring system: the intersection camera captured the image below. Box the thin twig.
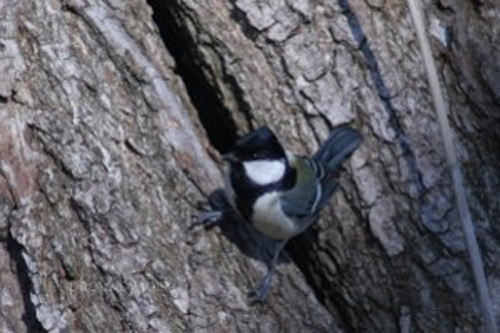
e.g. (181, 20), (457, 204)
(407, 1), (497, 332)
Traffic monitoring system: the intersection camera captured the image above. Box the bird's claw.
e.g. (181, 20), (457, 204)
(247, 275), (272, 303)
(196, 200), (212, 212)
(190, 210), (223, 230)
(191, 189), (232, 230)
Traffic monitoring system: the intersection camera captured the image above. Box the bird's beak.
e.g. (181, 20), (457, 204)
(222, 151), (239, 163)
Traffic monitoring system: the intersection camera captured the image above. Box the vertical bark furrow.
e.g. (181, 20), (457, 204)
(147, 0), (240, 153)
(5, 234), (48, 333)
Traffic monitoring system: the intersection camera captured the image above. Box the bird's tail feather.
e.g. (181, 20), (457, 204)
(313, 125), (363, 170)
(313, 125), (362, 210)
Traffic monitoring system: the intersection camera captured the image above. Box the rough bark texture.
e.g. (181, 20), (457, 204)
(0, 0), (498, 332)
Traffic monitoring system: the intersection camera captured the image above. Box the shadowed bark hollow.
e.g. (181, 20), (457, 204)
(0, 0), (499, 332)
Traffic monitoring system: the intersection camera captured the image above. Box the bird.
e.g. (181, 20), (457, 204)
(196, 125), (363, 302)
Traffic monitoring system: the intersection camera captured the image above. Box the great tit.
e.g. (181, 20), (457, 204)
(197, 125), (362, 302)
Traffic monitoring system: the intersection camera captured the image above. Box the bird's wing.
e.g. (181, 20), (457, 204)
(312, 125), (361, 209)
(280, 157), (323, 220)
(281, 126), (361, 225)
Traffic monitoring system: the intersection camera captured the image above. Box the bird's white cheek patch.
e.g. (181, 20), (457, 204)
(243, 160), (285, 185)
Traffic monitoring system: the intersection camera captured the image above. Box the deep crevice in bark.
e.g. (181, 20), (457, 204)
(227, 0), (261, 41)
(287, 234), (353, 331)
(147, 0), (239, 154)
(5, 233), (47, 333)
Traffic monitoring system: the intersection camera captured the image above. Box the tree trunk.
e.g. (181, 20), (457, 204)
(0, 0), (499, 332)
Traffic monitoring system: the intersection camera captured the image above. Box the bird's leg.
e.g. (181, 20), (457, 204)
(191, 189), (229, 229)
(193, 210), (223, 228)
(248, 240), (287, 303)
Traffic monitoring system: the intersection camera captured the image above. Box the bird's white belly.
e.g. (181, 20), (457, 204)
(251, 192), (299, 240)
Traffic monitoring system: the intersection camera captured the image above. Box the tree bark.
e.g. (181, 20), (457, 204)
(0, 0), (499, 332)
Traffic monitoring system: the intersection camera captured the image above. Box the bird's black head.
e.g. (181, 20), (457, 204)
(223, 126), (286, 163)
